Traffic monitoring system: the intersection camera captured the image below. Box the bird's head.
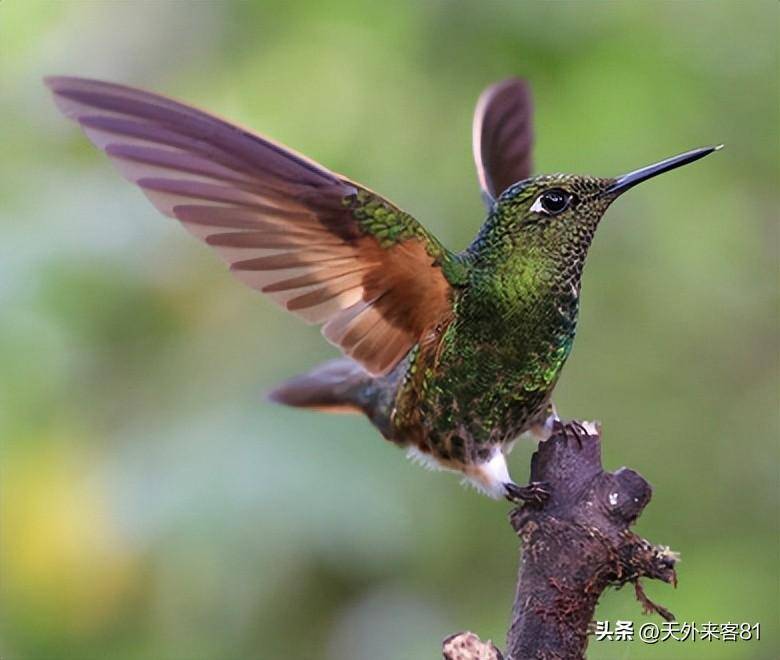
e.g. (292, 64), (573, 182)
(479, 146), (721, 279)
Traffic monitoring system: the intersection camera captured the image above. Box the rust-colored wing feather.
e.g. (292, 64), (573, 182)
(472, 78), (534, 204)
(46, 76), (458, 376)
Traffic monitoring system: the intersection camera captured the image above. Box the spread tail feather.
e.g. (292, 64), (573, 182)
(267, 358), (370, 415)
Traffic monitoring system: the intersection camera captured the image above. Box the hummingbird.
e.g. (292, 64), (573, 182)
(46, 76), (720, 502)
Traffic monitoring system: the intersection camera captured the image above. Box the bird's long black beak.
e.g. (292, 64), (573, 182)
(605, 145), (722, 196)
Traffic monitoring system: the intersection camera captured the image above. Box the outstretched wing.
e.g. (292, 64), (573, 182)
(46, 76), (460, 376)
(472, 78), (534, 205)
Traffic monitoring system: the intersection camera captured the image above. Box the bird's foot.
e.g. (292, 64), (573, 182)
(505, 481), (550, 507)
(553, 419), (595, 448)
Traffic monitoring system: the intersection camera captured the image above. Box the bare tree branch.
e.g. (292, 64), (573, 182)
(443, 422), (678, 660)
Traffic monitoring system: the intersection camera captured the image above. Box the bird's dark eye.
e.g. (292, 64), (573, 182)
(539, 189), (570, 215)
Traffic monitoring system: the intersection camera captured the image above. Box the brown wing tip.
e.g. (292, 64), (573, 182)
(44, 75), (126, 92)
(43, 75), (68, 90)
(477, 78), (531, 108)
(44, 75), (97, 95)
(473, 76), (535, 201)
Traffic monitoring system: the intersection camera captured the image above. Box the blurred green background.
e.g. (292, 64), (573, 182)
(1, 1), (777, 659)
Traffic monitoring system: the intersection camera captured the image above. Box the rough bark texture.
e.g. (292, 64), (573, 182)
(443, 421), (678, 660)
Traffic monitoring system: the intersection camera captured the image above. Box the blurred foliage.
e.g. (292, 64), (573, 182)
(1, 1), (778, 659)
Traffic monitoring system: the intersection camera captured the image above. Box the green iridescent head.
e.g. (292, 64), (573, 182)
(495, 173), (614, 238)
(472, 146), (722, 276)
(504, 145), (720, 228)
